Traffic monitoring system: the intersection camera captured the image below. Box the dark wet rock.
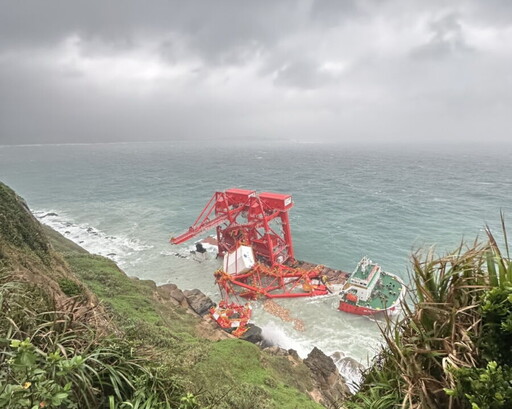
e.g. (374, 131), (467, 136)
(330, 351), (346, 365)
(107, 253), (116, 257)
(64, 231), (70, 234)
(195, 243), (207, 253)
(304, 347), (351, 405)
(240, 323), (263, 344)
(288, 349), (300, 360)
(183, 289), (215, 316)
(305, 347), (337, 380)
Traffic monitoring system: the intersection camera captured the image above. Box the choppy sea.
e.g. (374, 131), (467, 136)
(1, 140), (511, 389)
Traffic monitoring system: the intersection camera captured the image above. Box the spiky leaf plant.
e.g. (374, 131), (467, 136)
(0, 271), (188, 409)
(349, 220), (512, 409)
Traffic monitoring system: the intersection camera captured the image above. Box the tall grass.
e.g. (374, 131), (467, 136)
(0, 271), (186, 409)
(348, 221), (512, 409)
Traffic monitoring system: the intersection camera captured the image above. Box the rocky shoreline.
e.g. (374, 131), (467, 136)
(157, 282), (353, 406)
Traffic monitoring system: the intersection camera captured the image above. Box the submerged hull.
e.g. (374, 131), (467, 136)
(338, 299), (401, 315)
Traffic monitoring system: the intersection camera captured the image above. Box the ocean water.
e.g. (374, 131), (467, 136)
(1, 140), (511, 387)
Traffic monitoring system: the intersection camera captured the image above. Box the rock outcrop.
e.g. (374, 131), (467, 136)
(305, 347), (351, 407)
(183, 288), (216, 316)
(158, 282), (352, 405)
(240, 323), (264, 344)
(158, 283), (188, 307)
(332, 354), (365, 393)
(0, 180), (355, 409)
(159, 284), (218, 316)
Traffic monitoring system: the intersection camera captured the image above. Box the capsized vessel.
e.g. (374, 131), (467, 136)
(338, 257), (405, 315)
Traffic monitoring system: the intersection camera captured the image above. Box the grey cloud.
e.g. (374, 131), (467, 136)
(309, 0), (365, 26)
(1, 0), (512, 145)
(273, 60), (340, 89)
(469, 0), (512, 26)
(0, 1), (299, 65)
(412, 14), (473, 60)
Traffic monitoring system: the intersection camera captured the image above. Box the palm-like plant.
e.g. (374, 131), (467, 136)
(0, 271), (185, 409)
(349, 218), (512, 409)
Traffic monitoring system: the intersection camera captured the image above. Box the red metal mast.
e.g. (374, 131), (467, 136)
(171, 189), (328, 299)
(171, 188), (295, 265)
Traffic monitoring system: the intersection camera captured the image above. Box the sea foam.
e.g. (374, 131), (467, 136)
(33, 210), (153, 269)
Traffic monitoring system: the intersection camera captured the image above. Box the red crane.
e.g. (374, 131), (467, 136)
(170, 189), (328, 300)
(171, 188), (295, 266)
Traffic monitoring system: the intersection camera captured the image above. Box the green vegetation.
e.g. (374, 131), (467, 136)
(348, 222), (512, 409)
(60, 242), (324, 408)
(57, 277), (84, 297)
(189, 339), (319, 409)
(0, 182), (323, 409)
(6, 177), (511, 409)
(0, 183), (50, 264)
(0, 273), (184, 409)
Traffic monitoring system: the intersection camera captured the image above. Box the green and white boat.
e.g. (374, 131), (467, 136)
(338, 257), (406, 316)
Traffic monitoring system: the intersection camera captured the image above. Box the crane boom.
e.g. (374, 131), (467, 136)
(170, 190), (253, 245)
(169, 189), (335, 302)
(170, 188), (294, 266)
(170, 203), (246, 244)
(170, 215), (228, 244)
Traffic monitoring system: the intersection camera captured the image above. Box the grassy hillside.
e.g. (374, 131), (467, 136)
(0, 182), (326, 409)
(52, 217), (325, 408)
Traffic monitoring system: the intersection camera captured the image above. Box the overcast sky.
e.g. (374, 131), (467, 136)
(0, 0), (511, 145)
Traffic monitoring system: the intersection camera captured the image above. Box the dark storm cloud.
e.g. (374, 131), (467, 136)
(0, 1), (302, 64)
(0, 0), (511, 144)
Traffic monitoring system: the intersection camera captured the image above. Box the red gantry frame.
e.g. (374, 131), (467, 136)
(171, 189), (328, 299)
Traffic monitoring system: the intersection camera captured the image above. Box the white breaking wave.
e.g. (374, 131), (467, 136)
(260, 322), (311, 357)
(331, 352), (364, 394)
(260, 319), (366, 392)
(34, 209), (368, 391)
(159, 237), (218, 260)
(33, 209), (153, 269)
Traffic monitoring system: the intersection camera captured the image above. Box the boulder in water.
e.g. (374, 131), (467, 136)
(330, 351), (345, 364)
(240, 323), (263, 345)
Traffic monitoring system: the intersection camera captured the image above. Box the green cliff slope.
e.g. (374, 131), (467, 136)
(0, 182), (325, 409)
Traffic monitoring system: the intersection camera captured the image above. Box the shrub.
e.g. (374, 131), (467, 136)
(349, 221), (512, 409)
(0, 273), (190, 409)
(58, 278), (84, 297)
(446, 361), (512, 409)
